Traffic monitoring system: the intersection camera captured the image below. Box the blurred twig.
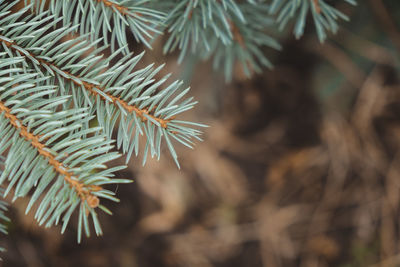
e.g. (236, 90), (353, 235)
(369, 0), (400, 53)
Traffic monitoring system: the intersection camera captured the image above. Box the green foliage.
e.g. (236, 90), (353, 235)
(154, 0), (356, 80)
(0, 0), (203, 246)
(158, 0), (281, 80)
(269, 0), (357, 42)
(28, 0), (165, 52)
(0, 0), (356, 254)
(0, 187), (9, 253)
(1, 1), (203, 167)
(0, 53), (130, 242)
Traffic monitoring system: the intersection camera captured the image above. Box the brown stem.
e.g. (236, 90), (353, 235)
(228, 19), (245, 49)
(312, 0), (321, 14)
(96, 0), (128, 15)
(0, 38), (171, 128)
(0, 101), (101, 208)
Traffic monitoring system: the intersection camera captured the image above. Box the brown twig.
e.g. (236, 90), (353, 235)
(0, 101), (101, 208)
(96, 0), (128, 15)
(228, 19), (246, 49)
(311, 0), (321, 14)
(0, 38), (171, 128)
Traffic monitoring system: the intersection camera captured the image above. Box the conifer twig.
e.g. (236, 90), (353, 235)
(0, 101), (101, 208)
(0, 37), (171, 129)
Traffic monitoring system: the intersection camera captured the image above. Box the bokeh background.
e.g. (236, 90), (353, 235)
(2, 0), (400, 266)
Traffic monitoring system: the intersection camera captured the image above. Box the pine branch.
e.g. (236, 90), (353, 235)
(0, 37), (171, 128)
(28, 0), (166, 52)
(158, 0), (280, 80)
(0, 54), (130, 242)
(0, 0), (206, 247)
(269, 0), (357, 42)
(0, 101), (97, 205)
(209, 3), (281, 80)
(0, 3), (204, 167)
(161, 0), (245, 60)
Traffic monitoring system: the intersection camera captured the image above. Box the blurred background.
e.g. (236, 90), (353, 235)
(2, 0), (400, 266)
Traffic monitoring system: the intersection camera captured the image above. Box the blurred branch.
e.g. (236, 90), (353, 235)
(309, 40), (366, 88)
(369, 0), (400, 53)
(333, 29), (396, 66)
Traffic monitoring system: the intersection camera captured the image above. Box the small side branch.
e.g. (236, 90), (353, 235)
(0, 101), (100, 207)
(0, 37), (171, 129)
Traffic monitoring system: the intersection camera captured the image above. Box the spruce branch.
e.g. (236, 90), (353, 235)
(0, 36), (171, 128)
(27, 0), (166, 52)
(209, 2), (281, 80)
(0, 54), (130, 242)
(269, 0), (357, 42)
(156, 0), (356, 79)
(0, 0), (205, 247)
(0, 2), (204, 167)
(159, 0), (280, 80)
